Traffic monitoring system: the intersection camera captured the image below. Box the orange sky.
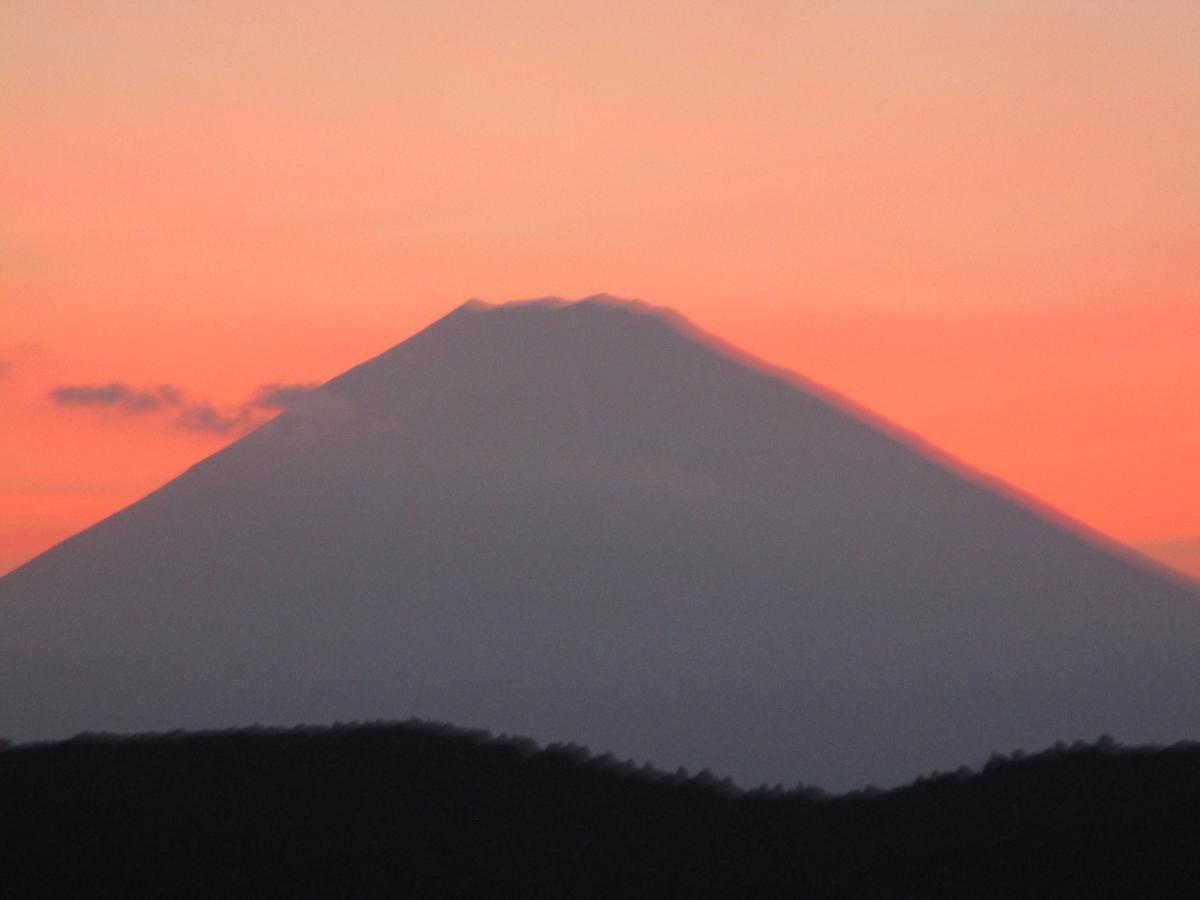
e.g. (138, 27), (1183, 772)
(2, 1), (1198, 579)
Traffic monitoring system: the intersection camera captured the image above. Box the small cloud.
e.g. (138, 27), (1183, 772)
(178, 380), (317, 433)
(47, 374), (315, 436)
(176, 401), (252, 434)
(250, 382), (320, 410)
(50, 382), (182, 413)
(157, 384), (184, 406)
(0, 361), (9, 380)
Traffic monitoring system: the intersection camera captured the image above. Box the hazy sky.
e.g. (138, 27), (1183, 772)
(2, 1), (1198, 577)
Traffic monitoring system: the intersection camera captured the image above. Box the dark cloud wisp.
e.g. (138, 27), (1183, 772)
(176, 401), (252, 434)
(50, 382), (182, 413)
(251, 382), (320, 410)
(49, 378), (322, 434)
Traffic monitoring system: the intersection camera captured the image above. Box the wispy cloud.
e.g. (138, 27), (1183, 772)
(176, 401), (252, 434)
(50, 382), (182, 413)
(48, 378), (321, 434)
(0, 361), (10, 380)
(250, 382), (320, 410)
(178, 381), (320, 431)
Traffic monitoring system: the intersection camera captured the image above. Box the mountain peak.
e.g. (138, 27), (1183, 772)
(428, 295), (717, 370)
(454, 293), (677, 323)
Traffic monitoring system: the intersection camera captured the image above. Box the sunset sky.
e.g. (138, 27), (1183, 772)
(2, 1), (1198, 579)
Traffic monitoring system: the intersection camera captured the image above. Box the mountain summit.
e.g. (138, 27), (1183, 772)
(2, 297), (1197, 788)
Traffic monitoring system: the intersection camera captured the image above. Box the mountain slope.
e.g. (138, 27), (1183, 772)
(2, 296), (1197, 789)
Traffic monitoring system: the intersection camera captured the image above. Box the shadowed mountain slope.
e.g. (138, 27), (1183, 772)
(2, 296), (1197, 789)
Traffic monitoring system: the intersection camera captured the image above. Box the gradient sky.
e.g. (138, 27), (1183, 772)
(2, 1), (1198, 579)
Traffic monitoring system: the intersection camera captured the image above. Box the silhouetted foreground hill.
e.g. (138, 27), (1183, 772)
(3, 722), (1198, 898)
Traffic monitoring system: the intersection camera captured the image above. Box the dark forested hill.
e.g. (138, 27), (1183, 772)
(3, 722), (1198, 898)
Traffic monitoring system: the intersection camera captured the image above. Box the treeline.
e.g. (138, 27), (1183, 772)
(2, 721), (1198, 898)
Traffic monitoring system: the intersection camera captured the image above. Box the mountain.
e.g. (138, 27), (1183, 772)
(2, 296), (1197, 789)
